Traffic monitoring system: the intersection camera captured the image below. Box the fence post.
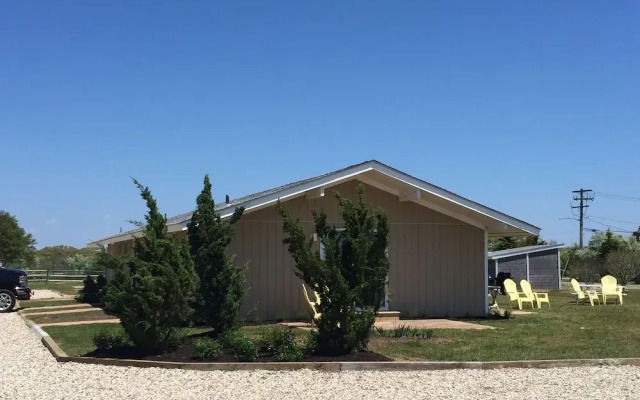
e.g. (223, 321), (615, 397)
(46, 269), (49, 284)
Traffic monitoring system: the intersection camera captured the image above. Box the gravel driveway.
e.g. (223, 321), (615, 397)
(1, 312), (639, 400)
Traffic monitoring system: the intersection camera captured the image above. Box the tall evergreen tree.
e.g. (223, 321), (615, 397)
(278, 184), (390, 355)
(106, 179), (198, 353)
(188, 175), (245, 337)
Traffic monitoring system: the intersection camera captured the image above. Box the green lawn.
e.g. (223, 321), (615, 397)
(41, 289), (640, 361)
(44, 324), (214, 356)
(29, 281), (82, 296)
(45, 323), (127, 356)
(25, 309), (113, 325)
(369, 289), (640, 361)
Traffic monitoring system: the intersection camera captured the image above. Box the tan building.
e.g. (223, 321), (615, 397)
(92, 161), (539, 320)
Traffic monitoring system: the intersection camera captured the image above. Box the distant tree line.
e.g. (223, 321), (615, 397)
(0, 211), (102, 272)
(564, 230), (640, 285)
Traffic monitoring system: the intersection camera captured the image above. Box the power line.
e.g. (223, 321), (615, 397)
(587, 215), (640, 226)
(584, 227), (634, 234)
(593, 191), (640, 202)
(585, 218), (629, 232)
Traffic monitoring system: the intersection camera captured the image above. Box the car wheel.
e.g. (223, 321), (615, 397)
(0, 289), (16, 313)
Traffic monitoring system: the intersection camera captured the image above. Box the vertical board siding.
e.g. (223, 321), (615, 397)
(493, 255), (527, 284)
(528, 250), (561, 290)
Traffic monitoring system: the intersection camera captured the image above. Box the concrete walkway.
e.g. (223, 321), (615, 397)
(20, 303), (93, 312)
(39, 318), (120, 327)
(282, 319), (493, 331)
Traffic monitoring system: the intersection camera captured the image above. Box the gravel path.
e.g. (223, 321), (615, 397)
(1, 312), (640, 400)
(31, 289), (68, 300)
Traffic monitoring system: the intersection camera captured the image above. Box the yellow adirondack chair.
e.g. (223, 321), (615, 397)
(570, 278), (600, 306)
(503, 279), (535, 310)
(601, 275), (624, 305)
(302, 284), (321, 320)
(520, 279), (550, 308)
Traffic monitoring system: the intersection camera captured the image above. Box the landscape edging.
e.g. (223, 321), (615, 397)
(23, 318), (640, 372)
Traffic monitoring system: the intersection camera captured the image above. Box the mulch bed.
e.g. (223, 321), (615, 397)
(84, 335), (391, 363)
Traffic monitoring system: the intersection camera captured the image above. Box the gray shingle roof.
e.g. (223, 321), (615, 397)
(488, 244), (565, 259)
(92, 159), (541, 245)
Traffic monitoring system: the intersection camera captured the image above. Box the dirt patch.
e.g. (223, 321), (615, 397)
(371, 336), (452, 345)
(84, 335), (391, 363)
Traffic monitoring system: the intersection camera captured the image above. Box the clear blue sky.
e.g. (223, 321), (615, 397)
(2, 1), (639, 249)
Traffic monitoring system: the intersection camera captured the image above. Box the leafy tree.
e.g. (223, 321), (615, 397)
(0, 211), (36, 267)
(105, 179), (198, 353)
(568, 247), (603, 283)
(66, 254), (96, 273)
(187, 175), (245, 337)
(277, 184), (390, 356)
(605, 251), (640, 285)
(488, 235), (547, 252)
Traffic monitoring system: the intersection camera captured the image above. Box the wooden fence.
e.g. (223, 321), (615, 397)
(23, 270), (105, 282)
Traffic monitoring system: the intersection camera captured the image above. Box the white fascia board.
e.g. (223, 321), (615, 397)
(215, 166), (375, 219)
(488, 244), (565, 260)
(370, 162), (541, 236)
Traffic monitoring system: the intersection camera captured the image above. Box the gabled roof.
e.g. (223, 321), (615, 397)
(90, 160), (541, 246)
(488, 244), (565, 260)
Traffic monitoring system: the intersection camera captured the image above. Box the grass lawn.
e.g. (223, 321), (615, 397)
(40, 288), (640, 361)
(29, 280), (82, 296)
(25, 309), (114, 325)
(369, 289), (640, 361)
(44, 324), (214, 356)
(18, 299), (80, 309)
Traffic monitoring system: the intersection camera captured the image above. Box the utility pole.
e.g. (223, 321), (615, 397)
(572, 189), (594, 247)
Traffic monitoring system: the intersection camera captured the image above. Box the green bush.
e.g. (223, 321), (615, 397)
(262, 327), (303, 362)
(569, 248), (604, 283)
(278, 184), (390, 356)
(373, 325), (435, 339)
(76, 275), (100, 303)
(606, 251), (640, 285)
(223, 331), (259, 362)
(93, 331), (130, 350)
(193, 337), (222, 360)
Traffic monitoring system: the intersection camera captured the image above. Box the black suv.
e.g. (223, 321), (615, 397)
(0, 267), (31, 312)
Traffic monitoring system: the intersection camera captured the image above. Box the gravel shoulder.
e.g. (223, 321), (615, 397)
(1, 312), (640, 400)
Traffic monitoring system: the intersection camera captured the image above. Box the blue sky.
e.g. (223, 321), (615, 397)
(1, 1), (639, 249)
